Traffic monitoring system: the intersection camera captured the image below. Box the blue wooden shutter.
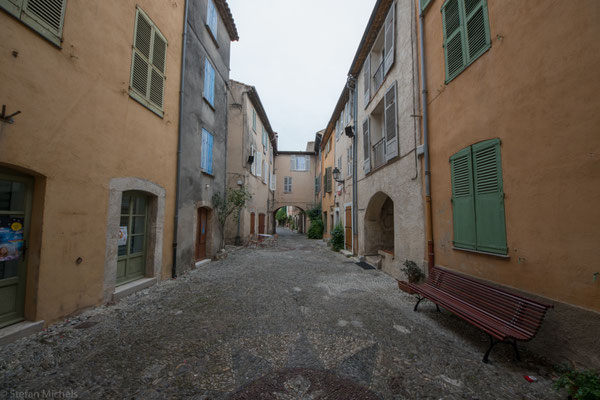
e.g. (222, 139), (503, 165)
(450, 146), (476, 250)
(204, 59), (215, 106)
(206, 131), (214, 174)
(384, 82), (398, 160)
(207, 0), (218, 37)
(472, 138), (506, 254)
(442, 0), (466, 83)
(384, 2), (395, 75)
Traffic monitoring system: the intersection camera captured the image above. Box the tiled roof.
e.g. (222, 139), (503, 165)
(215, 0), (239, 41)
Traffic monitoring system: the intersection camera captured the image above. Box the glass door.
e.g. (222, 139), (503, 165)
(0, 170), (32, 328)
(117, 192), (148, 286)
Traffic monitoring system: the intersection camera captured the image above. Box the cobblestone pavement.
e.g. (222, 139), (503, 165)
(0, 229), (562, 399)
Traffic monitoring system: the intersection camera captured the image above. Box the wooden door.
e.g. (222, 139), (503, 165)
(250, 213), (255, 235)
(258, 213), (265, 235)
(0, 171), (32, 328)
(117, 192), (148, 286)
(345, 206), (352, 250)
(196, 208), (208, 260)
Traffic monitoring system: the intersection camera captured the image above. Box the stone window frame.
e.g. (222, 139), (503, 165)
(103, 177), (165, 302)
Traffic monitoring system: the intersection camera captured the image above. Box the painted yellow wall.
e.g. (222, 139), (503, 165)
(320, 135), (336, 239)
(422, 0), (600, 311)
(0, 1), (183, 324)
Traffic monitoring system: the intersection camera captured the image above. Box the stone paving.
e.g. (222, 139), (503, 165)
(0, 229), (562, 399)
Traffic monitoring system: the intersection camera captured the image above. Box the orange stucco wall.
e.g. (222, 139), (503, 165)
(0, 1), (183, 324)
(320, 135), (336, 239)
(422, 0), (600, 311)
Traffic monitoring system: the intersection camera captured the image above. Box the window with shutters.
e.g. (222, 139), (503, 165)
(200, 129), (214, 175)
(337, 156), (343, 180)
(130, 7), (167, 117)
(291, 156), (310, 172)
(450, 138), (507, 255)
(314, 176), (320, 195)
(250, 144), (256, 175)
(1, 0), (67, 47)
(284, 177), (292, 193)
(203, 58), (216, 107)
(270, 173), (276, 191)
(206, 0), (218, 40)
(262, 127), (268, 151)
(263, 161), (268, 183)
(256, 150), (262, 177)
(364, 2), (395, 104)
(442, 0), (491, 83)
(347, 145), (353, 177)
(325, 167), (332, 193)
(252, 109), (257, 132)
(362, 117), (371, 173)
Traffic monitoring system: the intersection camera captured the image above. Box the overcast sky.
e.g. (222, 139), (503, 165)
(227, 0), (377, 151)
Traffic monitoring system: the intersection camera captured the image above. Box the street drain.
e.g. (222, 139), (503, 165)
(355, 261), (376, 270)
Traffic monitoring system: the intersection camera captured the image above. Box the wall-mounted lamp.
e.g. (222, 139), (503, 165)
(332, 167), (344, 184)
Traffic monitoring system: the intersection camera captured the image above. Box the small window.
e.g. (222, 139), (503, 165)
(442, 0), (491, 83)
(262, 127), (268, 150)
(450, 138), (506, 254)
(252, 109), (257, 132)
(250, 144), (255, 175)
(347, 145), (353, 177)
(206, 0), (218, 39)
(270, 173), (276, 191)
(256, 151), (262, 177)
(201, 129), (214, 174)
(1, 0), (67, 47)
(130, 7), (168, 117)
(203, 58), (216, 107)
(284, 177), (292, 193)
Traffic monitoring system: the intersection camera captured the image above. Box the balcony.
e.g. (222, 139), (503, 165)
(372, 61), (384, 95)
(372, 138), (386, 170)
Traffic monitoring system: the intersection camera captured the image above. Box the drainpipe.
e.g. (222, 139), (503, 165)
(348, 76), (358, 255)
(172, 0), (190, 279)
(418, 0), (434, 274)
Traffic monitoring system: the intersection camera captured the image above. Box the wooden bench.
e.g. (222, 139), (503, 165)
(407, 266), (553, 363)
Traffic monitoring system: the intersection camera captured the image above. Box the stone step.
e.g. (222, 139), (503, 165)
(365, 255), (382, 269)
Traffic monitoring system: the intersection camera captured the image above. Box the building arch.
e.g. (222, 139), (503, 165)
(364, 191), (395, 256)
(103, 177), (165, 302)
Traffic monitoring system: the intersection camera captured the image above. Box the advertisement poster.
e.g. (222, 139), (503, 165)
(0, 216), (24, 262)
(118, 226), (128, 246)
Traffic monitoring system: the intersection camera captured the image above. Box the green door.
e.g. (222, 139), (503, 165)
(117, 192), (148, 285)
(0, 170), (32, 328)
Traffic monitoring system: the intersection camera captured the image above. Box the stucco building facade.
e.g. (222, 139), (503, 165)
(352, 0), (426, 279)
(419, 0), (600, 366)
(174, 0), (238, 274)
(225, 80), (276, 245)
(0, 0), (183, 332)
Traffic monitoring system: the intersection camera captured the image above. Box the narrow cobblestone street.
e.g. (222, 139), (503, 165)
(1, 229), (560, 399)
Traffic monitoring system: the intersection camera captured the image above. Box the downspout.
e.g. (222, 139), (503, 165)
(418, 0), (434, 273)
(348, 76), (358, 255)
(172, 0), (190, 278)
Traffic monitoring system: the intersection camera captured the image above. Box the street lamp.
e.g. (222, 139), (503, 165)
(332, 167), (344, 183)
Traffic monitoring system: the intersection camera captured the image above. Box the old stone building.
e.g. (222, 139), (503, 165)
(352, 0), (426, 278)
(0, 0), (184, 337)
(225, 80), (276, 245)
(174, 0), (238, 274)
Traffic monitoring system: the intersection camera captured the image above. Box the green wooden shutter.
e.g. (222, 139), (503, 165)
(463, 0), (490, 62)
(420, 0), (432, 14)
(472, 138), (506, 254)
(450, 146), (476, 250)
(0, 0), (23, 18)
(442, 0), (466, 83)
(130, 7), (166, 117)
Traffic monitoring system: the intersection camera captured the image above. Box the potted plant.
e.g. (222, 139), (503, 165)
(553, 364), (600, 400)
(397, 260), (425, 294)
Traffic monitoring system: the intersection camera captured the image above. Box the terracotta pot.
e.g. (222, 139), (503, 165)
(397, 280), (416, 294)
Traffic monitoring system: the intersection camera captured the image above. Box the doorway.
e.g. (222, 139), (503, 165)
(345, 206), (352, 251)
(196, 208), (208, 260)
(117, 192), (148, 286)
(258, 213), (265, 235)
(0, 170), (32, 328)
(250, 212), (255, 235)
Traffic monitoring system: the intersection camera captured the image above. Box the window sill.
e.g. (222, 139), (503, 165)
(453, 247), (510, 259)
(203, 96), (216, 111)
(201, 170), (214, 178)
(129, 90), (164, 118)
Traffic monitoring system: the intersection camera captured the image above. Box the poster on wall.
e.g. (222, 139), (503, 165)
(118, 226), (128, 246)
(0, 216), (24, 262)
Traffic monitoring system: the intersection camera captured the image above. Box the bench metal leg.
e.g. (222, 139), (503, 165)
(483, 335), (498, 363)
(512, 339), (521, 361)
(413, 296), (424, 312)
(436, 304), (441, 313)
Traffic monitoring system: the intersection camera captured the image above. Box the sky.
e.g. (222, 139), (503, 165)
(227, 0), (377, 151)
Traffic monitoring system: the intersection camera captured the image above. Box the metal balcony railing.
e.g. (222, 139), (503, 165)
(373, 61), (384, 94)
(373, 138), (386, 170)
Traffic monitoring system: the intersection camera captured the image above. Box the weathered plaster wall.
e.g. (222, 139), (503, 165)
(0, 0), (182, 324)
(422, 0), (600, 312)
(176, 0), (231, 273)
(274, 153), (317, 217)
(355, 0), (425, 280)
(320, 137), (336, 240)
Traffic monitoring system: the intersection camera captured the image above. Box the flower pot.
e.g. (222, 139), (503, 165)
(397, 280), (416, 295)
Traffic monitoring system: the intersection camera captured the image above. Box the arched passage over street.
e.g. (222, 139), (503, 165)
(364, 191), (394, 256)
(273, 205), (307, 234)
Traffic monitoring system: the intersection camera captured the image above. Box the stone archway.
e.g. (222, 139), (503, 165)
(273, 205), (306, 234)
(364, 191), (394, 256)
(104, 177), (165, 302)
